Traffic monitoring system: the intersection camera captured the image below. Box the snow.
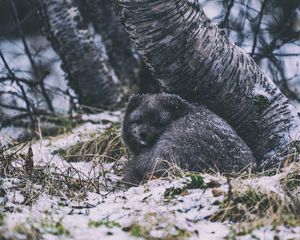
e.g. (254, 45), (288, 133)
(195, 222), (229, 240)
(252, 84), (272, 100)
(0, 113), (231, 239)
(0, 127), (24, 145)
(1, 114), (299, 239)
(1, 2), (300, 238)
(81, 111), (122, 123)
(198, 1), (222, 21)
(238, 226), (300, 240)
(1, 175), (230, 239)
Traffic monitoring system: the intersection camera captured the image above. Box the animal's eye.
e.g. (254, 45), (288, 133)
(131, 118), (142, 124)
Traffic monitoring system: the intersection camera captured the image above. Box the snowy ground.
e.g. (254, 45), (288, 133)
(0, 112), (300, 240)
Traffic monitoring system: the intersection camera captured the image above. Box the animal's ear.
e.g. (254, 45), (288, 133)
(126, 94), (143, 113)
(163, 94), (191, 117)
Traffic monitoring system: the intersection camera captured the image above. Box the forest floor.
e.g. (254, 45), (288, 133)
(0, 112), (300, 240)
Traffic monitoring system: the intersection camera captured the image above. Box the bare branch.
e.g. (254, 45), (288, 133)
(10, 0), (54, 112)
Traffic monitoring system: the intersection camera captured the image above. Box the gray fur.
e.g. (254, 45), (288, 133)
(123, 94), (256, 184)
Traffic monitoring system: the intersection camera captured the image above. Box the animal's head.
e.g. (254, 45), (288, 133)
(122, 93), (191, 154)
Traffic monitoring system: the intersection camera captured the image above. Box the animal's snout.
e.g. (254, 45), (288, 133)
(140, 131), (147, 140)
(130, 125), (158, 148)
(139, 131), (149, 146)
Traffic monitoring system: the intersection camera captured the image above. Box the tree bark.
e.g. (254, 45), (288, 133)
(113, 0), (300, 168)
(80, 0), (139, 85)
(36, 0), (121, 108)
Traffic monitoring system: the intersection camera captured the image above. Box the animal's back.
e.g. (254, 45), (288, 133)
(157, 107), (256, 172)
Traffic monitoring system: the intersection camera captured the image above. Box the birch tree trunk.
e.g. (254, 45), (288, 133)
(113, 0), (300, 168)
(82, 0), (139, 85)
(36, 0), (121, 108)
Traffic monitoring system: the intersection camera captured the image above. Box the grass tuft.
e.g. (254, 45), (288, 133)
(89, 220), (121, 228)
(0, 213), (4, 226)
(211, 164), (300, 236)
(58, 123), (127, 162)
(185, 173), (205, 189)
(12, 223), (42, 240)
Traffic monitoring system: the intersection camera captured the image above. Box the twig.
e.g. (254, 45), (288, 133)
(10, 0), (54, 112)
(250, 0), (268, 57)
(0, 50), (36, 129)
(0, 76), (38, 87)
(219, 0), (235, 33)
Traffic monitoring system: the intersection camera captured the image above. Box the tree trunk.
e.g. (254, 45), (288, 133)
(81, 0), (139, 85)
(36, 0), (121, 108)
(113, 0), (300, 168)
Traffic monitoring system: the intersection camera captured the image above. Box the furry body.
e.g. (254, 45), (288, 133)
(123, 94), (256, 184)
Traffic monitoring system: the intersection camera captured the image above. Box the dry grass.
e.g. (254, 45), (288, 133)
(58, 123), (127, 163)
(0, 123), (127, 206)
(211, 163), (300, 235)
(1, 122), (300, 239)
(0, 141), (31, 177)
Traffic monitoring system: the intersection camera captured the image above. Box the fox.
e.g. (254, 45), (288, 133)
(122, 93), (256, 184)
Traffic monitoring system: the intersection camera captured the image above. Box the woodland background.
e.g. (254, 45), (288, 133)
(0, 1), (300, 239)
(0, 0), (299, 140)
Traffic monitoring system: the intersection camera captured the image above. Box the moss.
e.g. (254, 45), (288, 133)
(129, 224), (144, 237)
(123, 223), (150, 238)
(0, 213), (4, 226)
(41, 218), (70, 236)
(186, 173), (205, 189)
(254, 95), (270, 114)
(125, 223), (190, 240)
(164, 173), (205, 198)
(89, 220), (121, 228)
(123, 212), (191, 240)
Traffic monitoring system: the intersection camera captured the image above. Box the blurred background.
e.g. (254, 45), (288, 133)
(0, 0), (299, 141)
